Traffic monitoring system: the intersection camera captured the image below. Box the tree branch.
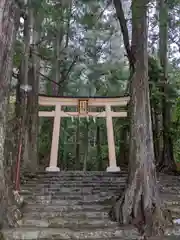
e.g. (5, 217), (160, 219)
(39, 72), (61, 87)
(59, 55), (78, 84)
(113, 0), (135, 70)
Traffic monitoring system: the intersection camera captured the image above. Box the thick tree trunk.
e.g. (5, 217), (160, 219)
(22, 3), (31, 168)
(158, 0), (176, 172)
(54, 3), (65, 95)
(110, 1), (168, 238)
(26, 11), (41, 172)
(0, 0), (22, 227)
(19, 5), (42, 172)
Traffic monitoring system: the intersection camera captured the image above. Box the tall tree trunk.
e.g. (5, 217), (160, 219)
(54, 2), (65, 95)
(55, 29), (62, 95)
(26, 9), (41, 172)
(21, 2), (31, 170)
(110, 1), (167, 237)
(58, 0), (73, 94)
(158, 0), (176, 172)
(0, 0), (21, 227)
(113, 0), (134, 169)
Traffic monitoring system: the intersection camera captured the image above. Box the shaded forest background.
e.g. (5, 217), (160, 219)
(6, 0), (180, 171)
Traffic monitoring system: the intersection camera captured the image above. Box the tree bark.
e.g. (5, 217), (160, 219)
(0, 0), (22, 227)
(110, 0), (167, 238)
(26, 9), (41, 172)
(19, 1), (31, 170)
(113, 0), (134, 72)
(158, 0), (176, 172)
(113, 0), (134, 169)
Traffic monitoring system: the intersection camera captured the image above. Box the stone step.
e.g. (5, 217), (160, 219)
(21, 202), (180, 218)
(20, 188), (122, 194)
(21, 187), (180, 198)
(20, 187), (123, 194)
(20, 189), (180, 199)
(22, 210), (110, 219)
(21, 171), (127, 176)
(22, 199), (180, 215)
(2, 225), (180, 240)
(21, 174), (180, 179)
(21, 175), (180, 180)
(22, 182), (180, 187)
(21, 180), (126, 185)
(21, 195), (117, 202)
(1, 226), (140, 240)
(22, 175), (127, 179)
(21, 208), (180, 221)
(20, 182), (126, 187)
(21, 195), (180, 207)
(21, 183), (180, 190)
(22, 203), (111, 213)
(22, 194), (115, 202)
(21, 175), (127, 181)
(21, 189), (180, 204)
(20, 193), (180, 202)
(21, 182), (126, 187)
(20, 188), (180, 196)
(20, 186), (124, 191)
(20, 189), (180, 198)
(17, 217), (118, 229)
(21, 171), (180, 178)
(22, 197), (112, 205)
(20, 190), (118, 197)
(21, 179), (180, 187)
(21, 172), (180, 179)
(20, 192), (118, 198)
(20, 186), (118, 193)
(21, 174), (126, 181)
(21, 180), (180, 187)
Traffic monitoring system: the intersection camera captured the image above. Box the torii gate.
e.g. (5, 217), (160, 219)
(39, 95), (130, 172)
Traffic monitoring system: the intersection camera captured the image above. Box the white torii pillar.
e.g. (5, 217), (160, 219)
(105, 105), (120, 172)
(46, 104), (61, 172)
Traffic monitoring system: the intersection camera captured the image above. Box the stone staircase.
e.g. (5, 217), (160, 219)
(2, 171), (180, 239)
